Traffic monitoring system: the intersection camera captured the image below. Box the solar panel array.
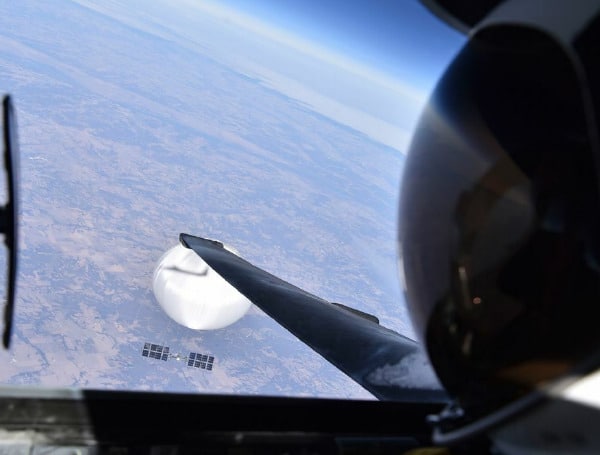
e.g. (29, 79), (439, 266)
(188, 352), (214, 370)
(141, 343), (215, 371)
(142, 342), (169, 361)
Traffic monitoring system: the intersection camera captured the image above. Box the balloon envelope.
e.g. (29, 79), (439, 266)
(152, 244), (252, 330)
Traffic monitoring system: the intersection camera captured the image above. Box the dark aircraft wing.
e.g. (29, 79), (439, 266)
(180, 233), (446, 403)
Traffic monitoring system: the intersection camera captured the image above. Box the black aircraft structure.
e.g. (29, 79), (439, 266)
(1, 1), (600, 454)
(154, 232), (445, 404)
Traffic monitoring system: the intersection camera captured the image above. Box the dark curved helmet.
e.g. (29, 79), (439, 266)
(398, 1), (600, 441)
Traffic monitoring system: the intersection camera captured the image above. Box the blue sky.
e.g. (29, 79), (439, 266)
(187, 0), (467, 152)
(214, 0), (465, 93)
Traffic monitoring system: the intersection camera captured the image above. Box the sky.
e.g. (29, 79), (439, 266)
(184, 0), (466, 152)
(211, 0), (465, 94)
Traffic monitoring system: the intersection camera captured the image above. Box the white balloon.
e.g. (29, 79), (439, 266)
(152, 243), (252, 330)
